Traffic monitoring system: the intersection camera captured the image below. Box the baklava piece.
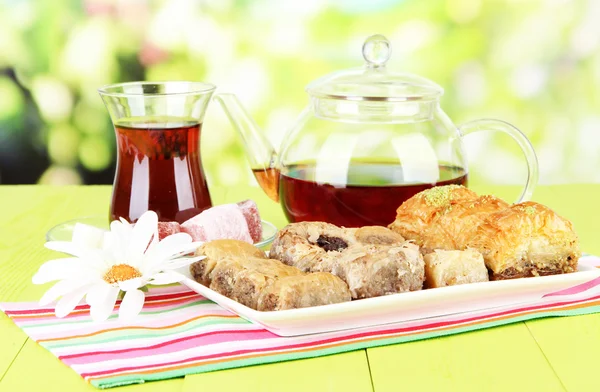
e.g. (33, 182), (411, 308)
(468, 201), (580, 280)
(270, 222), (424, 298)
(424, 249), (488, 288)
(189, 239), (266, 286)
(210, 257), (351, 310)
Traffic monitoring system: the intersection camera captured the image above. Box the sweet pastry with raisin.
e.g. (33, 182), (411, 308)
(468, 201), (580, 280)
(269, 222), (424, 299)
(424, 248), (488, 288)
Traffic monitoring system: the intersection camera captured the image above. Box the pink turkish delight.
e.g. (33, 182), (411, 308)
(180, 222), (207, 242)
(157, 222), (181, 240)
(181, 204), (253, 244)
(237, 199), (262, 243)
(176, 200), (263, 244)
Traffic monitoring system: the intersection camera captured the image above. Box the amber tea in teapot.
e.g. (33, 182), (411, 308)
(254, 162), (467, 227)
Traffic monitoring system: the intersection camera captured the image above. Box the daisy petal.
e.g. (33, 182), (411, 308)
(44, 242), (107, 270)
(128, 211), (158, 258)
(165, 243), (203, 259)
(148, 271), (187, 285)
(156, 232), (193, 248)
(32, 258), (85, 284)
(101, 232), (117, 263)
(143, 234), (195, 270)
(162, 256), (206, 270)
(151, 226), (160, 248)
(45, 241), (89, 258)
(39, 279), (91, 306)
(118, 277), (144, 292)
(119, 289), (145, 322)
(109, 221), (129, 261)
(119, 218), (134, 236)
(167, 241), (205, 256)
(86, 282), (113, 307)
(54, 285), (88, 318)
(145, 232), (192, 258)
(72, 223), (106, 249)
(143, 248), (206, 277)
(143, 228), (161, 257)
(89, 286), (119, 322)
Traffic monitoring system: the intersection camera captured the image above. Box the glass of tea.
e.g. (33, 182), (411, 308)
(98, 81), (215, 223)
(217, 35), (539, 227)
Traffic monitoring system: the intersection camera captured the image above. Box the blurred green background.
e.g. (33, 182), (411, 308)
(0, 0), (598, 188)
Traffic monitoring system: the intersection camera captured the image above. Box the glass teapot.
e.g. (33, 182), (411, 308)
(216, 34), (538, 228)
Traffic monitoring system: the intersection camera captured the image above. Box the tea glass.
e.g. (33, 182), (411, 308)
(98, 81), (215, 223)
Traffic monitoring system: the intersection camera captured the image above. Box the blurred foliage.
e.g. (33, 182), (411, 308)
(0, 0), (599, 188)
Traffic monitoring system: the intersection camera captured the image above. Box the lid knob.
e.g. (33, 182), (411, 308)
(362, 34), (391, 68)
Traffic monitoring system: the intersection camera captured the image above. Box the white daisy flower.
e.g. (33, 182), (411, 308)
(33, 211), (204, 322)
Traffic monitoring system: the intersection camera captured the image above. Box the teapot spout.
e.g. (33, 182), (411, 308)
(215, 93), (280, 202)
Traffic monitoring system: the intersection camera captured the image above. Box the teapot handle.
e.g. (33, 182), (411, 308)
(459, 119), (539, 203)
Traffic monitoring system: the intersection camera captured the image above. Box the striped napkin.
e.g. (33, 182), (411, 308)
(2, 255), (600, 389)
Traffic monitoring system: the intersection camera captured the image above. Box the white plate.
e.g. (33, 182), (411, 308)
(45, 215), (278, 250)
(180, 255), (600, 336)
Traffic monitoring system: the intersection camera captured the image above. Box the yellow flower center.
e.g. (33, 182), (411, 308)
(103, 264), (142, 284)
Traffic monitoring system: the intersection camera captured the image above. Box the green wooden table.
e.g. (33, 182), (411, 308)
(1, 184), (599, 392)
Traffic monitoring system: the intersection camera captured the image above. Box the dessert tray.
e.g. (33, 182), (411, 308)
(179, 255), (600, 336)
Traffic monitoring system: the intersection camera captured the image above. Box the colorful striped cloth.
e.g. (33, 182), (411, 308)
(2, 255), (600, 389)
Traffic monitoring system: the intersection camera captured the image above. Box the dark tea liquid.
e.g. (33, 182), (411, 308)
(111, 120), (211, 223)
(277, 163), (467, 227)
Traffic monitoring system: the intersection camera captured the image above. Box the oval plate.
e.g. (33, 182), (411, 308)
(179, 255), (600, 336)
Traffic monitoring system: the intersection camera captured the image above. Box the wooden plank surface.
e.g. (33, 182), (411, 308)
(367, 324), (566, 392)
(0, 314), (26, 381)
(525, 315), (600, 392)
(521, 185), (600, 392)
(182, 351), (373, 392)
(1, 338), (184, 392)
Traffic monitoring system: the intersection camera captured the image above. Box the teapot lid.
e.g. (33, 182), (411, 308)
(306, 34), (443, 102)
